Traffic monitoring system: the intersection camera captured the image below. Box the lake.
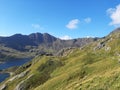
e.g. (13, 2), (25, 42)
(0, 58), (31, 83)
(0, 73), (9, 83)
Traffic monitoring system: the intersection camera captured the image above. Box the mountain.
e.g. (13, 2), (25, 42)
(0, 33), (97, 51)
(1, 28), (120, 90)
(0, 33), (57, 51)
(0, 33), (97, 61)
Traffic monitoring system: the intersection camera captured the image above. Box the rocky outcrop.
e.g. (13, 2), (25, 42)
(94, 42), (105, 50)
(0, 70), (30, 90)
(14, 81), (25, 90)
(14, 74), (33, 90)
(56, 47), (75, 56)
(8, 70), (29, 82)
(0, 84), (6, 90)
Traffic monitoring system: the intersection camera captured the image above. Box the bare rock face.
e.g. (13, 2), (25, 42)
(94, 41), (105, 50)
(105, 46), (111, 51)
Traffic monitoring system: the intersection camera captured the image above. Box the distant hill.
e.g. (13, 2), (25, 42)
(0, 33), (57, 51)
(0, 33), (98, 61)
(1, 28), (120, 90)
(0, 33), (97, 51)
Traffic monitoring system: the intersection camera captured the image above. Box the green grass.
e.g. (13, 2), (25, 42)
(2, 32), (120, 90)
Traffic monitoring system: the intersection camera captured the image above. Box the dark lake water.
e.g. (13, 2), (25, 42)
(0, 73), (9, 83)
(0, 58), (31, 83)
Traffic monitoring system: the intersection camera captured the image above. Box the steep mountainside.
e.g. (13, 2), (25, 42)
(1, 28), (120, 90)
(0, 33), (97, 61)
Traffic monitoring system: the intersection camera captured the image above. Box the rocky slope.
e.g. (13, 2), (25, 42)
(1, 28), (120, 90)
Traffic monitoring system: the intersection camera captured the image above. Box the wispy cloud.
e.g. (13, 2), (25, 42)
(60, 35), (72, 40)
(84, 17), (91, 23)
(32, 24), (44, 30)
(66, 19), (80, 29)
(107, 4), (120, 26)
(85, 36), (94, 38)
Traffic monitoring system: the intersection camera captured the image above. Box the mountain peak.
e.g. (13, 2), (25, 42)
(43, 33), (50, 35)
(11, 34), (24, 37)
(43, 33), (57, 43)
(29, 32), (42, 37)
(110, 27), (120, 34)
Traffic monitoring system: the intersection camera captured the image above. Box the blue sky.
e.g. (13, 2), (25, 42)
(0, 0), (120, 39)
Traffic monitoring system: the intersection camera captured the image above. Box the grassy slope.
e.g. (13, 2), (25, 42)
(1, 32), (120, 90)
(34, 35), (120, 90)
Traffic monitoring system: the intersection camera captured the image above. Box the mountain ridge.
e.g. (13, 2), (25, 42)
(1, 28), (120, 90)
(0, 32), (98, 61)
(0, 27), (120, 62)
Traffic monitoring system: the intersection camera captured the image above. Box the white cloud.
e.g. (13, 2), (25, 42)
(85, 36), (94, 38)
(66, 19), (80, 29)
(32, 24), (44, 30)
(60, 35), (72, 40)
(84, 18), (91, 23)
(107, 4), (120, 26)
